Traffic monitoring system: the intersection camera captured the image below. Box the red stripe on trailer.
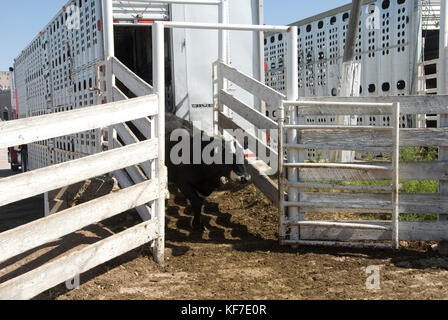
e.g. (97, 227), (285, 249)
(138, 20), (154, 24)
(245, 154), (257, 158)
(98, 20), (102, 31)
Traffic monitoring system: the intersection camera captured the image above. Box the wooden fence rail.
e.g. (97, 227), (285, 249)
(215, 59), (448, 247)
(0, 94), (166, 300)
(0, 95), (158, 149)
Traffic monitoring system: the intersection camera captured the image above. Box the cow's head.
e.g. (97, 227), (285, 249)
(220, 138), (251, 185)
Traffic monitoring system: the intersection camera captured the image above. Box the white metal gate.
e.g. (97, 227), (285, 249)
(278, 99), (401, 249)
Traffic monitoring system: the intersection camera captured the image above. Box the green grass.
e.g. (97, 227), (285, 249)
(303, 147), (440, 222)
(254, 191), (265, 200)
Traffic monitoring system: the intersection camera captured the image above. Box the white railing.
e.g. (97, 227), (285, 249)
(0, 95), (167, 300)
(277, 95), (448, 247)
(214, 61), (282, 205)
(278, 100), (401, 249)
(214, 56), (448, 248)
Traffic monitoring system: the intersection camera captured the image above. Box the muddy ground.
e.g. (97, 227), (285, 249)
(2, 184), (447, 300)
(0, 146), (447, 300)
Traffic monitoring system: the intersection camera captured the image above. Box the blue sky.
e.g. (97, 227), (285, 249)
(0, 0), (349, 70)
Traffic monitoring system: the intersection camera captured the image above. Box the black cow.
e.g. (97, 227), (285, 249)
(165, 113), (251, 230)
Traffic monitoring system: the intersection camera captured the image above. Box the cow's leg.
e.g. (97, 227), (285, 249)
(178, 183), (204, 230)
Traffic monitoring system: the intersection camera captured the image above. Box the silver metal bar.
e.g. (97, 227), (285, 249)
(282, 125), (394, 130)
(392, 102), (401, 250)
(283, 163), (392, 171)
(284, 144), (393, 153)
(278, 103), (286, 248)
(282, 240), (393, 249)
(283, 201), (393, 212)
(284, 182), (394, 192)
(285, 26), (301, 242)
(285, 221), (392, 231)
(113, 0), (221, 4)
(162, 21), (290, 32)
(284, 100), (394, 108)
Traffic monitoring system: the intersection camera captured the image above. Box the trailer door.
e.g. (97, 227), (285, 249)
(171, 0), (263, 134)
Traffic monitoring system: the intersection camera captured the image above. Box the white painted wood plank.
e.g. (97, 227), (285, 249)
(0, 179), (160, 264)
(285, 201), (393, 212)
(298, 192), (448, 215)
(218, 111), (278, 158)
(112, 85), (128, 101)
(283, 240), (393, 249)
(219, 90), (278, 130)
(284, 144), (393, 152)
(285, 221), (392, 231)
(132, 117), (152, 140)
(284, 182), (393, 192)
(111, 57), (154, 97)
(218, 62), (285, 106)
(0, 220), (159, 300)
(284, 163), (391, 171)
(112, 86), (152, 140)
(295, 95), (448, 115)
(218, 112), (279, 205)
(114, 137), (151, 183)
(0, 139), (159, 207)
(298, 161), (448, 181)
(301, 128), (448, 148)
(285, 100), (393, 108)
(0, 95), (158, 149)
(113, 168), (152, 221)
(245, 160), (279, 207)
(298, 221), (448, 242)
(114, 124), (152, 178)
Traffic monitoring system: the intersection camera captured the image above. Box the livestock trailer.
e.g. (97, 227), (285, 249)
(10, 0), (264, 170)
(264, 0), (442, 128)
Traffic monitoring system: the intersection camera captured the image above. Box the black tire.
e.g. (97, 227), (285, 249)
(11, 164), (19, 172)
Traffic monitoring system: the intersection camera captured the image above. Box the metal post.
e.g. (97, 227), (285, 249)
(218, 0), (229, 120)
(277, 103), (286, 244)
(102, 0), (116, 149)
(392, 102), (400, 249)
(218, 0), (229, 65)
(285, 26), (300, 242)
(152, 22), (166, 265)
(438, 0), (448, 222)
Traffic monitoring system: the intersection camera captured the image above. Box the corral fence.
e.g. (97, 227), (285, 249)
(210, 24), (448, 249)
(0, 94), (167, 300)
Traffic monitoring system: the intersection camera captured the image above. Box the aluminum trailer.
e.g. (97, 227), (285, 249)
(11, 0), (264, 170)
(264, 0), (441, 129)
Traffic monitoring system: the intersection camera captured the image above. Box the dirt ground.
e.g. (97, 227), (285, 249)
(3, 185), (447, 300)
(1, 146), (447, 300)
